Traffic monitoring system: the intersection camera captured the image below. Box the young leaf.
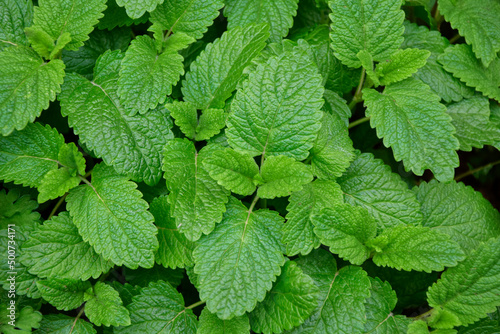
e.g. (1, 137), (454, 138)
(224, 0), (298, 43)
(438, 0), (500, 67)
(20, 212), (113, 280)
(0, 47), (64, 136)
(363, 78), (460, 182)
(118, 35), (184, 113)
(37, 314), (96, 334)
(150, 196), (195, 269)
(313, 204), (377, 265)
(182, 24), (270, 110)
(37, 278), (91, 311)
(29, 0), (106, 51)
(0, 306), (42, 334)
(59, 50), (174, 185)
(0, 0), (32, 50)
(427, 237), (500, 328)
(115, 280), (198, 333)
(250, 260), (318, 333)
(329, 0), (405, 68)
(203, 148), (260, 196)
(337, 152), (423, 229)
(115, 0), (162, 19)
(162, 139), (230, 241)
(438, 44), (500, 102)
(66, 163), (158, 269)
(167, 100), (198, 139)
(198, 309), (250, 334)
(283, 180), (343, 256)
(375, 48), (431, 86)
(369, 225), (466, 272)
(193, 197), (286, 319)
(195, 108), (226, 141)
(357, 49), (380, 86)
(226, 47), (324, 161)
(258, 156), (313, 199)
(84, 282), (130, 327)
(414, 180), (500, 255)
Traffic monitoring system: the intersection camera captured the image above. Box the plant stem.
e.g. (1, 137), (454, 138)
(249, 194), (260, 213)
(48, 193), (68, 220)
(349, 68), (366, 110)
(69, 306), (85, 334)
(455, 160), (500, 182)
(186, 300), (205, 310)
(411, 308), (434, 321)
(449, 33), (461, 44)
(348, 116), (371, 129)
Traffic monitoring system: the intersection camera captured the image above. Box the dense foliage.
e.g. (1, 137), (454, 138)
(1, 0), (500, 333)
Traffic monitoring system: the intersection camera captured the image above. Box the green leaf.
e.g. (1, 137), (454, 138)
(30, 0), (106, 51)
(369, 225), (466, 272)
(182, 24), (270, 110)
(363, 78), (459, 181)
(59, 50), (174, 185)
(258, 156), (313, 199)
(0, 306), (42, 334)
(446, 96), (500, 151)
(0, 47), (64, 136)
(203, 147), (260, 196)
(364, 278), (411, 333)
(250, 260), (319, 333)
(20, 212), (113, 280)
(375, 48), (430, 86)
(313, 205), (377, 265)
(438, 44), (500, 102)
(150, 196), (195, 269)
(456, 317), (500, 334)
(193, 197), (286, 319)
(0, 0), (32, 50)
(427, 237), (500, 328)
(167, 100), (198, 139)
(37, 314), (96, 334)
(115, 0), (162, 19)
(310, 111), (355, 179)
(115, 280), (198, 333)
(357, 49), (380, 86)
(162, 139), (230, 241)
(196, 108), (226, 141)
(227, 47), (324, 161)
(337, 152), (423, 229)
(198, 308), (250, 334)
(322, 89), (352, 127)
(118, 35), (184, 112)
(415, 180), (500, 255)
(224, 0), (298, 43)
(150, 0), (224, 40)
(438, 0), (500, 67)
(84, 282), (130, 327)
(329, 0), (405, 68)
(283, 180), (343, 256)
(66, 163), (158, 269)
(407, 320), (431, 334)
(98, 0), (149, 30)
(0, 189), (39, 229)
(37, 278), (91, 311)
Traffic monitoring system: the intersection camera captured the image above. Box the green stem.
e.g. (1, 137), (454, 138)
(455, 160), (500, 182)
(83, 168), (93, 179)
(249, 194), (260, 213)
(348, 116), (371, 129)
(349, 68), (366, 110)
(186, 300), (205, 310)
(449, 33), (461, 44)
(69, 306), (85, 334)
(48, 193), (68, 220)
(411, 308), (434, 321)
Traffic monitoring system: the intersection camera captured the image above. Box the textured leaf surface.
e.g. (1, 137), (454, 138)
(20, 212), (113, 280)
(337, 152), (422, 229)
(198, 309), (250, 334)
(227, 47), (324, 161)
(203, 148), (260, 196)
(415, 180), (500, 255)
(283, 180), (343, 256)
(322, 89), (352, 126)
(329, 0), (405, 68)
(310, 111), (355, 179)
(0, 306), (42, 334)
(250, 260), (319, 333)
(98, 0), (149, 30)
(182, 24), (269, 110)
(0, 189), (39, 228)
(375, 48), (430, 86)
(224, 0), (298, 43)
(167, 100), (197, 138)
(162, 139), (230, 241)
(0, 0), (32, 50)
(438, 44), (500, 102)
(438, 0), (500, 67)
(370, 225), (465, 272)
(37, 160), (84, 203)
(150, 196), (195, 269)
(66, 163), (158, 269)
(196, 108), (226, 141)
(363, 78), (459, 181)
(115, 280), (198, 333)
(258, 156), (313, 199)
(427, 238), (500, 328)
(30, 0), (106, 51)
(37, 279), (91, 311)
(37, 314), (96, 334)
(313, 205), (377, 265)
(193, 197), (285, 319)
(59, 51), (174, 185)
(0, 47), (64, 136)
(118, 35), (183, 112)
(115, 0), (162, 19)
(84, 282), (130, 327)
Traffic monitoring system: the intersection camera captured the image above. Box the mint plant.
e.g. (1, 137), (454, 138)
(1, 0), (500, 333)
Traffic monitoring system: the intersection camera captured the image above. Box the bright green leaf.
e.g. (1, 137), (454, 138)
(37, 168), (81, 203)
(357, 49), (380, 86)
(115, 0), (162, 19)
(375, 48), (430, 86)
(167, 100), (198, 139)
(196, 108), (226, 141)
(198, 308), (250, 334)
(98, 0), (149, 30)
(37, 314), (96, 334)
(37, 278), (91, 311)
(84, 282), (130, 327)
(0, 0), (32, 50)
